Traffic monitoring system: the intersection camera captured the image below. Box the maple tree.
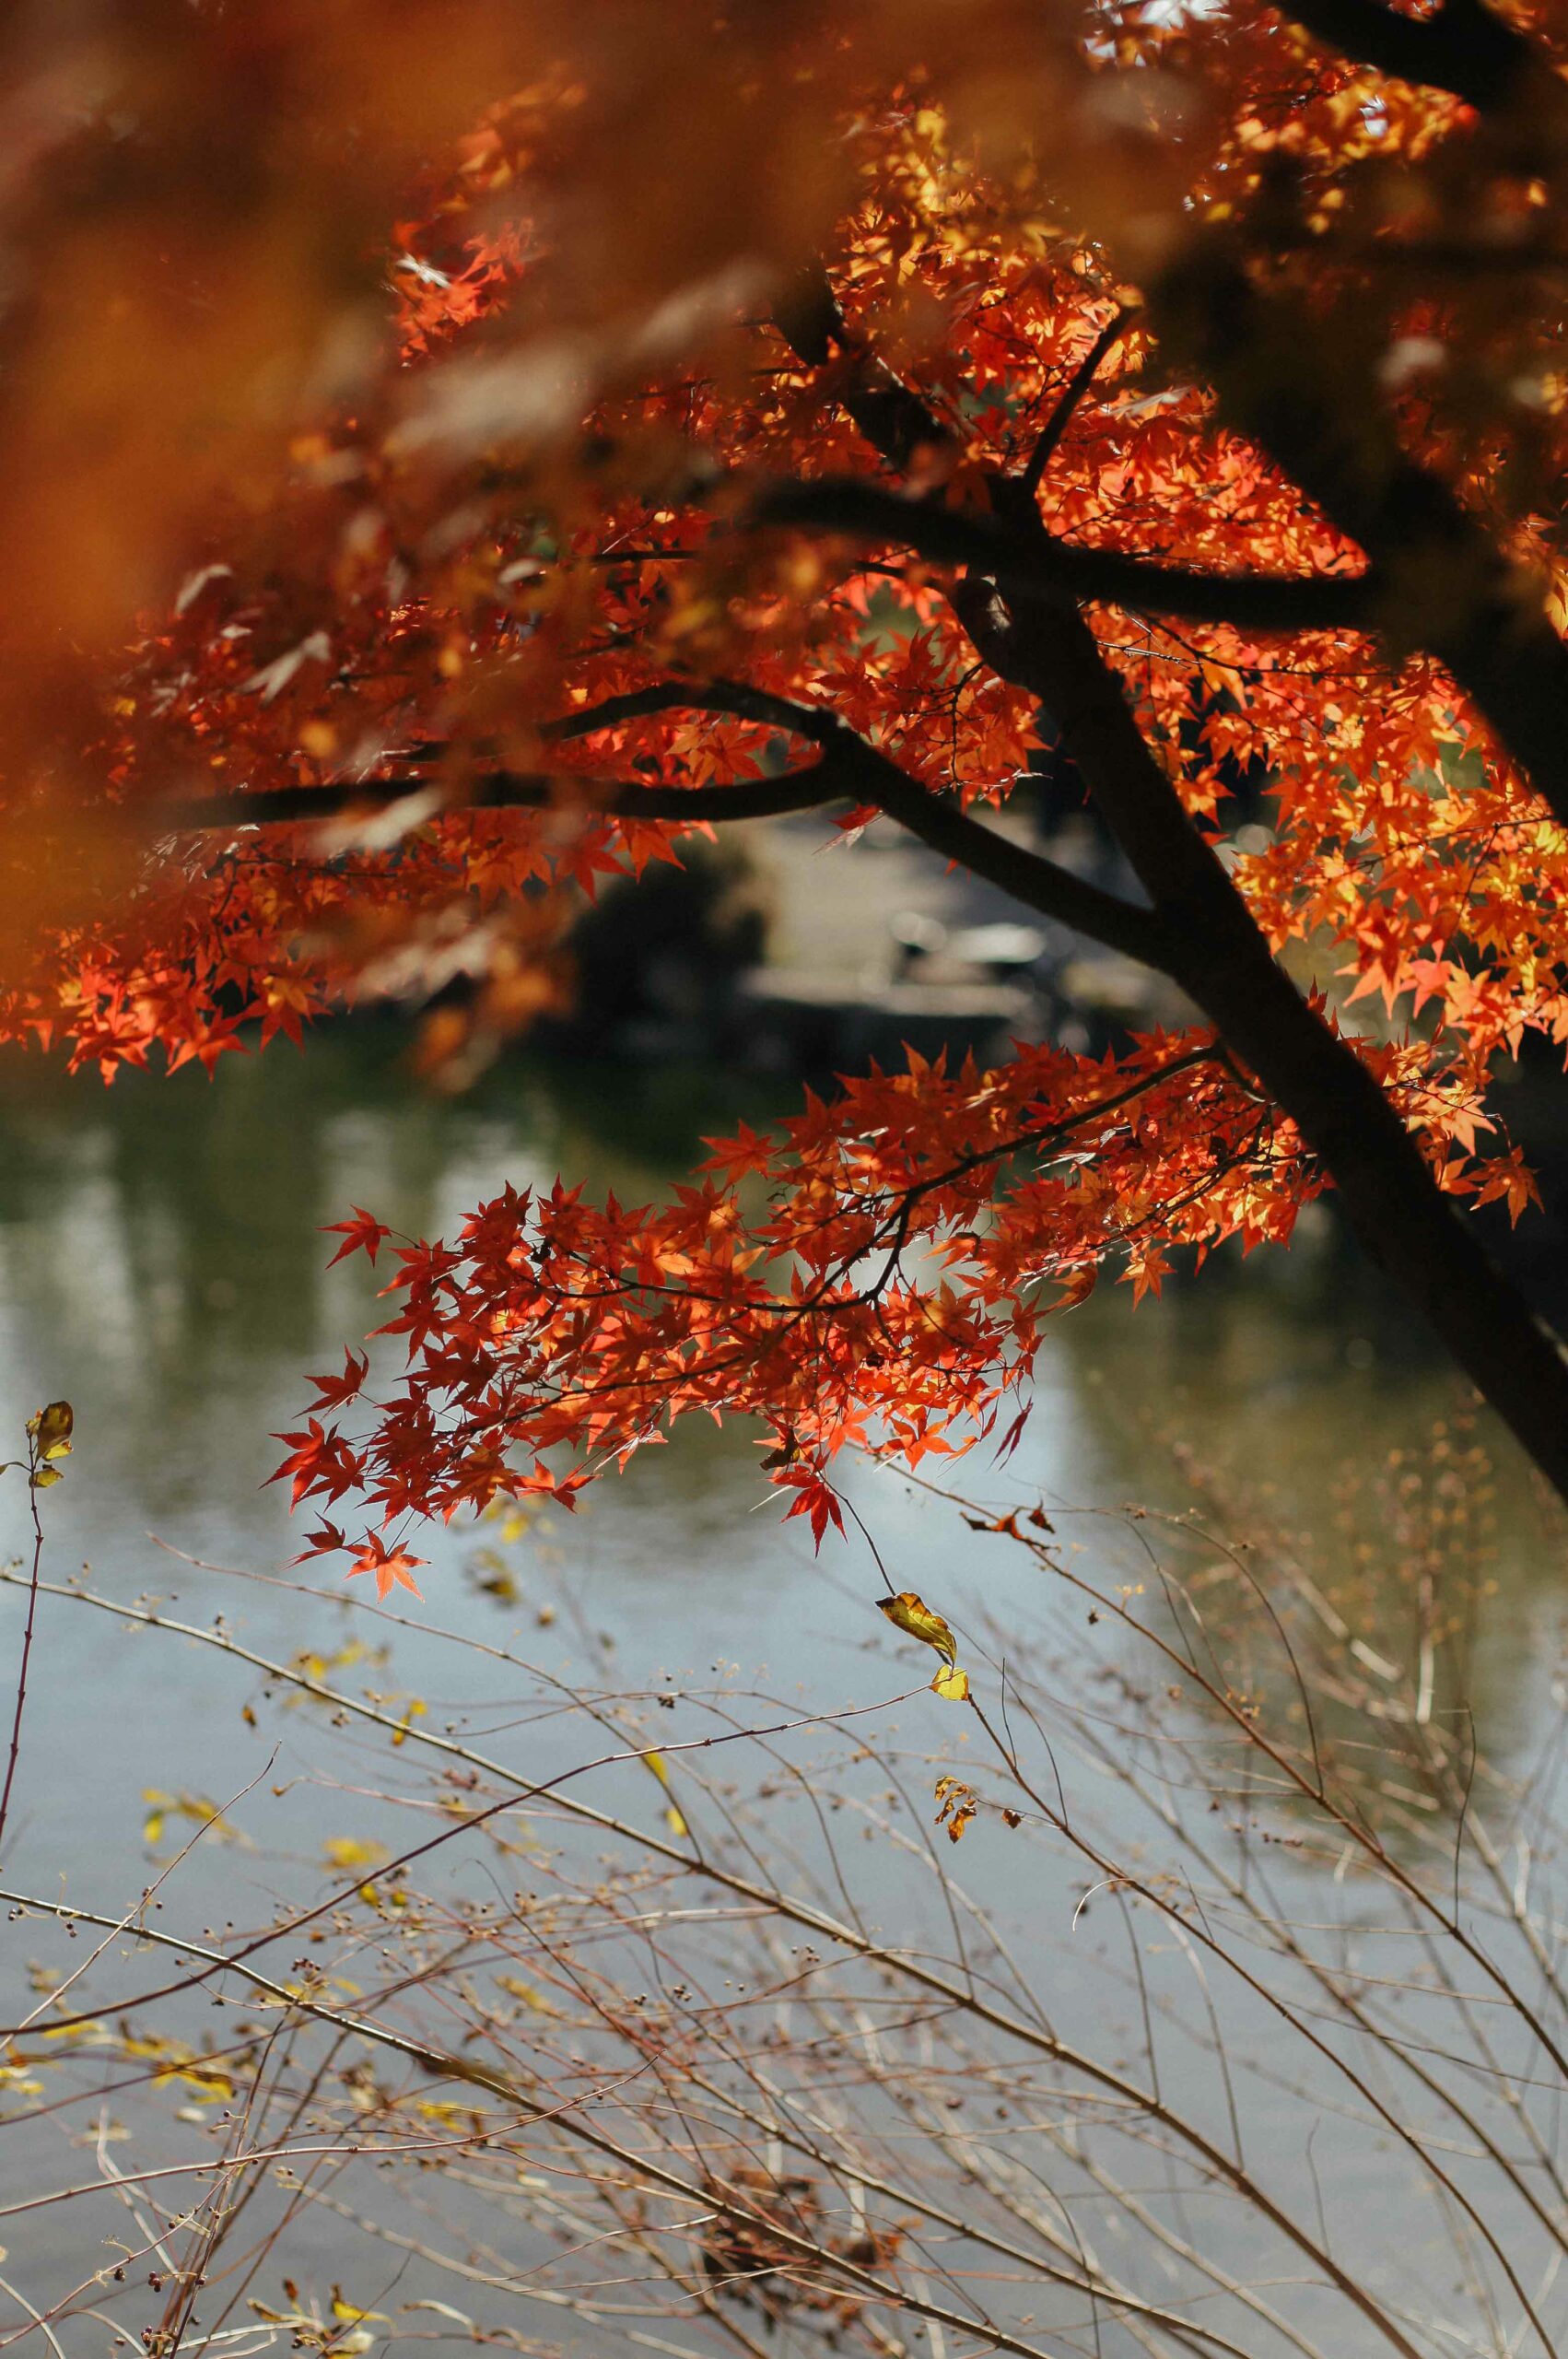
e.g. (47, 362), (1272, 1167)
(6, 1), (1568, 1579)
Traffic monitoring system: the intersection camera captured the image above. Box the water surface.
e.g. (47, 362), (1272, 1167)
(0, 1030), (1562, 2354)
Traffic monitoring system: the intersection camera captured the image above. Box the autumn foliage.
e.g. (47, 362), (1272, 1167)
(6, 1), (1568, 1573)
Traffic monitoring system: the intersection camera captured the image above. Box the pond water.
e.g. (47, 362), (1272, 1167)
(0, 1029), (1565, 2358)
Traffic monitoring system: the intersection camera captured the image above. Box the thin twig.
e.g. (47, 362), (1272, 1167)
(1021, 309), (1131, 499)
(0, 1434), (47, 1861)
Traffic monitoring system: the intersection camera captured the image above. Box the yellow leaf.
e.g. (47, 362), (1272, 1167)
(413, 2098), (468, 2127)
(158, 2060), (235, 2100)
(640, 1748), (690, 1835)
(880, 1590), (973, 1698)
(390, 1698), (426, 1747)
(322, 1837), (389, 1872)
(877, 1590), (959, 1664)
(357, 1880), (409, 1915)
(496, 1975), (558, 2014)
(29, 1466), (63, 1489)
(934, 1776), (979, 1843)
(28, 1402), (73, 1459)
(141, 1788), (237, 1846)
(331, 2296), (389, 2326)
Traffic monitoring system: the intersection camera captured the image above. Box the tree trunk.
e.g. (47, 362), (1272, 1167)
(956, 576), (1568, 1505)
(782, 281), (1568, 1507)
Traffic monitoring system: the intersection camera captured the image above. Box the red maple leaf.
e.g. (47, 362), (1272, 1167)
(325, 1210), (393, 1268)
(345, 1531), (427, 1602)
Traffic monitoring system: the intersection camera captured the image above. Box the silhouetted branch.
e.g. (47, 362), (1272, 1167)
(776, 260), (957, 470)
(161, 682), (1170, 968)
(756, 477), (1376, 632)
(158, 765), (842, 832)
(1279, 0), (1541, 111)
(1021, 307), (1131, 499)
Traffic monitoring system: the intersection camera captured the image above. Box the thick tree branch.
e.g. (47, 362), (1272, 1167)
(161, 683), (1168, 968)
(780, 257), (1568, 1507)
(776, 260), (957, 470)
(580, 684), (1173, 972)
(160, 685), (848, 828)
(839, 735), (1177, 972)
(954, 553), (1568, 1505)
(756, 476), (1377, 632)
(1277, 0), (1542, 111)
(380, 679), (848, 773)
(755, 258), (1565, 1500)
(638, 687), (1178, 966)
(542, 675), (844, 749)
(159, 765), (844, 832)
(1155, 249), (1568, 828)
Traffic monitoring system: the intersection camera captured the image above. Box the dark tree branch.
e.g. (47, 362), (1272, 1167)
(161, 683), (848, 827)
(1154, 249), (1568, 829)
(543, 676), (845, 749)
(1020, 307), (1131, 499)
(776, 261), (957, 470)
(161, 683), (1168, 968)
(1277, 0), (1542, 111)
(383, 678), (848, 773)
(840, 736), (1176, 972)
(158, 765), (844, 832)
(559, 675), (1176, 968)
(563, 683), (1175, 966)
(755, 476), (1377, 632)
(951, 555), (1568, 1507)
(775, 254), (1568, 1510)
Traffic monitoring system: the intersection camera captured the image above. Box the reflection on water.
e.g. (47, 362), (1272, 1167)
(0, 1024), (1559, 1758)
(0, 1036), (1513, 1473)
(0, 1034), (775, 1535)
(0, 1026), (1564, 2340)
